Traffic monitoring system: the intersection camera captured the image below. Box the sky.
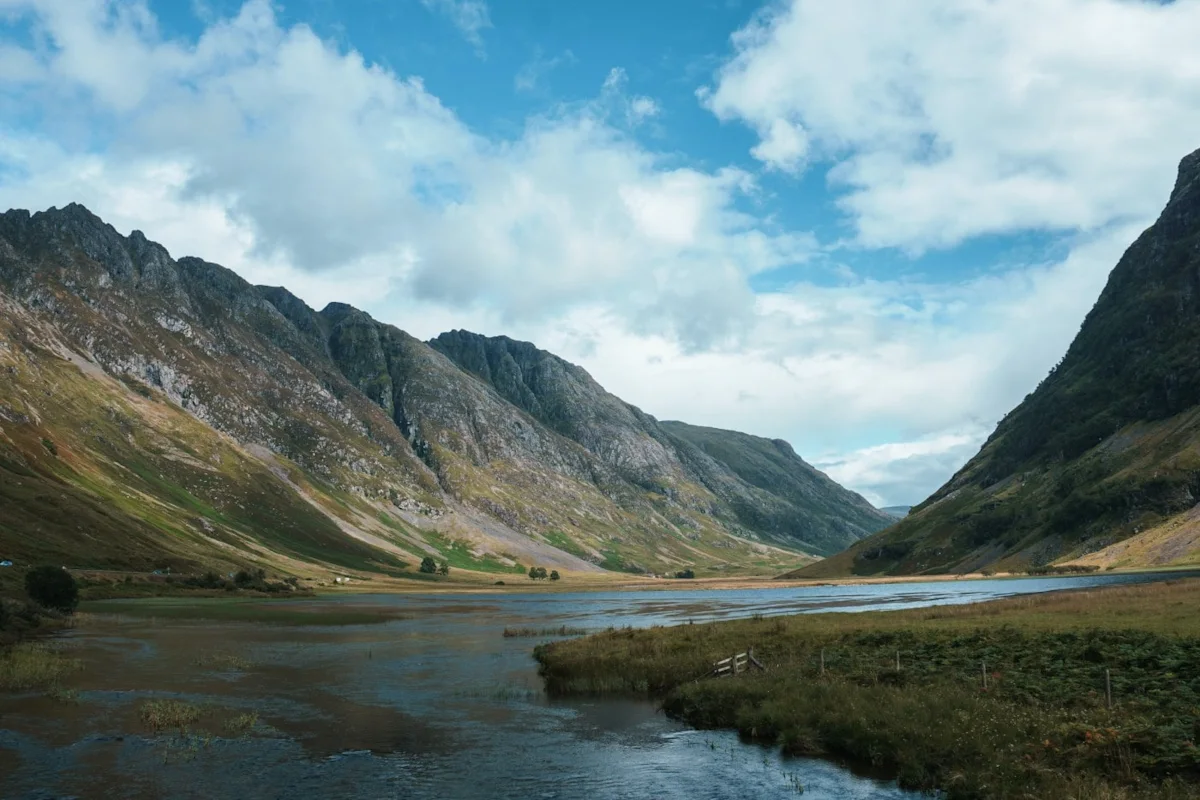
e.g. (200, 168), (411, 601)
(1, 0), (1199, 507)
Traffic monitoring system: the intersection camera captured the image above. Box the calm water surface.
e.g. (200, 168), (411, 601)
(2, 570), (1195, 799)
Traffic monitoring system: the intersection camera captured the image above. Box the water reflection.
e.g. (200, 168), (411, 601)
(3, 570), (1195, 799)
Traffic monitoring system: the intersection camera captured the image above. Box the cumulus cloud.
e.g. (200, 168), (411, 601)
(703, 0), (1200, 251)
(0, 0), (1194, 506)
(813, 429), (990, 508)
(0, 0), (805, 348)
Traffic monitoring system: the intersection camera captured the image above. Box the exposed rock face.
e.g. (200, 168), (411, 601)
(0, 204), (889, 577)
(799, 146), (1200, 577)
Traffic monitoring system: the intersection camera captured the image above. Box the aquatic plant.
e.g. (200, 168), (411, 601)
(0, 642), (82, 691)
(139, 699), (204, 732)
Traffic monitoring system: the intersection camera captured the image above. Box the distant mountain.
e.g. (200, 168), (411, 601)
(0, 205), (891, 582)
(879, 506), (911, 519)
(798, 146), (1200, 578)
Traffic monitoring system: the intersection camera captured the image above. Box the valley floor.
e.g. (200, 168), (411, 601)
(535, 578), (1200, 799)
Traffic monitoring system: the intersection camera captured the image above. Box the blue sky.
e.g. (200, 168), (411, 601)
(1, 0), (1199, 505)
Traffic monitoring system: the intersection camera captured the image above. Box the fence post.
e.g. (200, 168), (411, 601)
(820, 647), (825, 676)
(1106, 669), (1112, 709)
(982, 660), (988, 690)
(895, 650), (900, 671)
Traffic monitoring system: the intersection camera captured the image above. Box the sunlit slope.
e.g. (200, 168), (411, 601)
(0, 204), (881, 578)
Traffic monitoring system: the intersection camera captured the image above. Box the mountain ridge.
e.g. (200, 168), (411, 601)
(0, 203), (890, 582)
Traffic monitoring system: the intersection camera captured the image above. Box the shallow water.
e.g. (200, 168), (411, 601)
(2, 570), (1195, 799)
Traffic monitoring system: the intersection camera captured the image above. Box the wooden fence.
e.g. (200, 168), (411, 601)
(711, 647), (766, 677)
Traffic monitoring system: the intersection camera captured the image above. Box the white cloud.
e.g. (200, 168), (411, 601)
(704, 0), (1200, 251)
(514, 48), (575, 93)
(0, 0), (804, 348)
(813, 429), (990, 508)
(420, 0), (491, 52)
(0, 0), (1191, 507)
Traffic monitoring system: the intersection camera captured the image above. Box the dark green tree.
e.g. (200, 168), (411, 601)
(437, 561), (450, 576)
(25, 566), (79, 613)
(528, 566), (548, 580)
(549, 570), (560, 581)
(419, 556), (438, 574)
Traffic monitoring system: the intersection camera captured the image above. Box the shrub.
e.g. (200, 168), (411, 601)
(437, 561), (449, 576)
(674, 569), (695, 579)
(550, 570), (560, 581)
(25, 566), (79, 613)
(528, 566), (548, 580)
(419, 556), (438, 574)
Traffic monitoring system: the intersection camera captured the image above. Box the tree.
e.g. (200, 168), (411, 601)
(674, 569), (695, 579)
(419, 556), (438, 574)
(549, 570), (560, 581)
(25, 566), (79, 613)
(437, 561), (450, 576)
(528, 566), (548, 580)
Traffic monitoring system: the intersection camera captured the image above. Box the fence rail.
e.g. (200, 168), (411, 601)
(712, 647), (765, 677)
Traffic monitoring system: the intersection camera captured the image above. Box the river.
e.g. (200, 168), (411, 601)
(2, 570), (1194, 799)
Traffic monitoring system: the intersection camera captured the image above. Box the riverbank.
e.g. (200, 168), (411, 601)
(534, 579), (1200, 799)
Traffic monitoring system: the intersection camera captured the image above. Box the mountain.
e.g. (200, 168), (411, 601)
(880, 506), (911, 519)
(0, 204), (890, 584)
(798, 147), (1200, 578)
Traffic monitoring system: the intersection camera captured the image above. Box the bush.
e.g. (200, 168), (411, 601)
(550, 570), (560, 581)
(528, 566), (548, 580)
(25, 566), (79, 613)
(437, 562), (449, 576)
(419, 556), (438, 574)
(674, 569), (695, 579)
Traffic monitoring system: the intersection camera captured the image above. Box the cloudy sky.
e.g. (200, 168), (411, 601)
(1, 0), (1198, 506)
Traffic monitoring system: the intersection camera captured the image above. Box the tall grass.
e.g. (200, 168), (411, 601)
(536, 579), (1200, 799)
(0, 642), (82, 691)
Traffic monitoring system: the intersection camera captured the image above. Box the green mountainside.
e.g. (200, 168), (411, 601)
(798, 146), (1200, 578)
(0, 204), (890, 583)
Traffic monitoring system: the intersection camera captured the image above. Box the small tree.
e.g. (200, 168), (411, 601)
(549, 570), (560, 581)
(437, 561), (450, 576)
(419, 556), (438, 574)
(528, 566), (548, 580)
(25, 566), (79, 613)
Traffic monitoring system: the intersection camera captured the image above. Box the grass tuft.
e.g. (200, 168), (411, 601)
(139, 699), (204, 732)
(0, 642), (82, 692)
(502, 625), (589, 638)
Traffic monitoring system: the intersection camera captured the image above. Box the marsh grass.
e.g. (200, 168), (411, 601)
(0, 642), (83, 692)
(223, 712), (259, 736)
(139, 699), (204, 732)
(536, 579), (1200, 799)
(193, 651), (252, 670)
(453, 685), (541, 701)
(502, 625), (589, 638)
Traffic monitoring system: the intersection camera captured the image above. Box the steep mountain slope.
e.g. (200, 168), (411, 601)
(799, 147), (1200, 577)
(0, 204), (887, 580)
(657, 421), (888, 552)
(430, 332), (890, 554)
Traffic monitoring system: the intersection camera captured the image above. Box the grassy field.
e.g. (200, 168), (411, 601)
(535, 580), (1200, 799)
